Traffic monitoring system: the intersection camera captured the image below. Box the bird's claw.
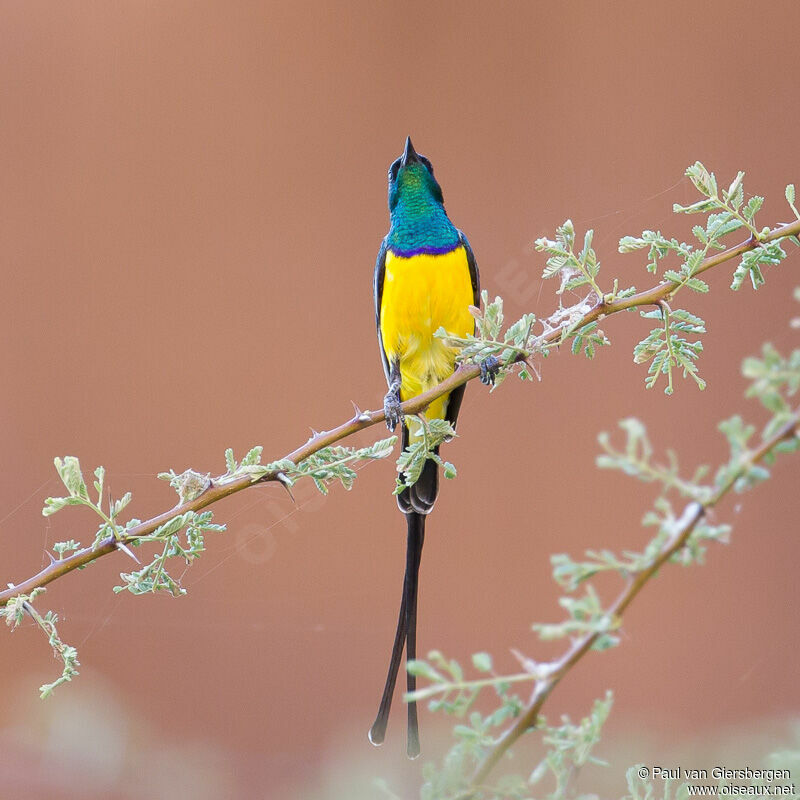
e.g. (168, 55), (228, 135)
(383, 392), (402, 431)
(480, 355), (500, 386)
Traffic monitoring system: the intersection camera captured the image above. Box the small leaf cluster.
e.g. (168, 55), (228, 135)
(409, 649), (613, 800)
(673, 164), (761, 236)
(407, 650), (519, 716)
(592, 420), (731, 571)
(405, 650), (530, 800)
(550, 497), (727, 585)
(215, 445), (294, 485)
(295, 437), (397, 495)
(542, 295), (614, 360)
(533, 585), (620, 651)
(713, 343), (800, 496)
(570, 321), (610, 359)
(2, 588), (80, 698)
(618, 163), (799, 393)
(438, 291), (538, 387)
(43, 458), (132, 547)
(440, 287), (611, 399)
(536, 219), (603, 299)
(550, 550), (642, 592)
(534, 220), (628, 358)
(215, 440), (397, 495)
(528, 692), (613, 800)
(618, 229), (693, 276)
(671, 163), (792, 292)
(742, 343), (800, 438)
(52, 539), (81, 558)
(634, 306), (706, 394)
(672, 163), (798, 292)
(732, 240), (788, 291)
(642, 497), (731, 568)
(714, 415), (797, 496)
(41, 456), (226, 599)
(394, 418), (457, 494)
(596, 418), (709, 499)
(114, 510), (224, 597)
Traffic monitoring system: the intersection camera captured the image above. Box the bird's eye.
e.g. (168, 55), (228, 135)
(420, 156), (434, 176)
(389, 158), (401, 181)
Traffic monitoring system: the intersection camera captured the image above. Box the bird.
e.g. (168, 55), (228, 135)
(369, 137), (495, 758)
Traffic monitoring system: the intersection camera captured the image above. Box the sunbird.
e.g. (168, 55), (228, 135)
(370, 137), (496, 757)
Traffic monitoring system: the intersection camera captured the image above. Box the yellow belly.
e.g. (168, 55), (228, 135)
(380, 245), (475, 430)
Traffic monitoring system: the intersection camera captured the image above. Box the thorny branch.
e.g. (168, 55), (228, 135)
(2, 219), (799, 607)
(461, 409), (800, 797)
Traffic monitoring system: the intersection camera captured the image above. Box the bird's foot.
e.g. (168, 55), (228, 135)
(383, 391), (402, 431)
(480, 355), (500, 386)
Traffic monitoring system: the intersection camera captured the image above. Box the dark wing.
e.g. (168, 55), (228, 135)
(445, 231), (481, 430)
(459, 230), (481, 306)
(373, 236), (391, 385)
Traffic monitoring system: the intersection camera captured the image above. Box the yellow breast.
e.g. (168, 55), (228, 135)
(380, 245), (475, 424)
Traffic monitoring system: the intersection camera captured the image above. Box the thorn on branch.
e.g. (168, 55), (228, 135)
(510, 647), (540, 675)
(349, 401), (372, 425)
(276, 472), (296, 503)
(115, 541), (140, 565)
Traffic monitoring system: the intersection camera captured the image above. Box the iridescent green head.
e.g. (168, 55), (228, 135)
(388, 137), (443, 211)
(386, 137), (459, 256)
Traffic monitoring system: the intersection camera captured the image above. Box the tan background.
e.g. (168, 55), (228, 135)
(1, 1), (799, 797)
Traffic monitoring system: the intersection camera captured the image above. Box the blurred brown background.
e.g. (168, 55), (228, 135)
(2, 1), (799, 797)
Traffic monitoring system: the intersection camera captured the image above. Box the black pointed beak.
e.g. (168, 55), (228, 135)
(401, 136), (420, 167)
